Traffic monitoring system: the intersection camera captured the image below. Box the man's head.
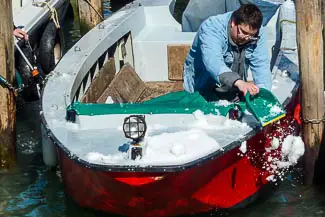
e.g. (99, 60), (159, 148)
(230, 4), (263, 45)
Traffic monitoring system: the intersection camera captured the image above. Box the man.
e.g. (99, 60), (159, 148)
(183, 4), (272, 101)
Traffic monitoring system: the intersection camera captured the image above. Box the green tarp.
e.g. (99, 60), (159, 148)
(67, 91), (245, 117)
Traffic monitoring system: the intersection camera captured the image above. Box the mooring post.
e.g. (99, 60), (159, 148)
(322, 0), (325, 81)
(0, 1), (17, 169)
(77, 0), (103, 35)
(296, 0), (324, 185)
(321, 0), (325, 26)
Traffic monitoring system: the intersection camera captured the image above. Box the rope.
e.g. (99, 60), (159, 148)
(278, 19), (296, 33)
(279, 19), (296, 25)
(295, 104), (325, 125)
(80, 0), (104, 21)
(32, 0), (61, 29)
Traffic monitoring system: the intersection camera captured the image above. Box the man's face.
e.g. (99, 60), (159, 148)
(231, 20), (259, 45)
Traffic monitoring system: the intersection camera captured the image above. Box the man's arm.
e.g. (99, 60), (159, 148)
(248, 26), (272, 90)
(198, 17), (235, 86)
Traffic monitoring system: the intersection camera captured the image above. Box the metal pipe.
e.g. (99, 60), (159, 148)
(14, 41), (34, 70)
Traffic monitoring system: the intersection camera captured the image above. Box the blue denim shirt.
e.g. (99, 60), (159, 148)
(183, 11), (272, 94)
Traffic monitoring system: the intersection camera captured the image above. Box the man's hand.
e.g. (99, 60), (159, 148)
(234, 80), (259, 96)
(13, 28), (29, 40)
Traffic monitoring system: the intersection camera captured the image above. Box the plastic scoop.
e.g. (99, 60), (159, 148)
(245, 88), (286, 126)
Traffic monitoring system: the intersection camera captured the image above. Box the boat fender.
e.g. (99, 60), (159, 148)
(15, 42), (39, 101)
(38, 21), (62, 74)
(293, 104), (301, 125)
(41, 124), (58, 167)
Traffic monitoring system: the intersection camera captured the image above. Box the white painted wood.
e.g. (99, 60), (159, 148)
(13, 0), (64, 35)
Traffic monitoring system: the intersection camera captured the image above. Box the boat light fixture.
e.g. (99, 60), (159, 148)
(123, 115), (147, 142)
(123, 115), (147, 160)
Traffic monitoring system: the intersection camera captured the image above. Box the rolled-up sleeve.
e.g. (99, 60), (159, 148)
(198, 18), (232, 84)
(248, 27), (272, 90)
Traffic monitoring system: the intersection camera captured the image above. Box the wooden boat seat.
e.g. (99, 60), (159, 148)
(167, 44), (190, 81)
(96, 63), (146, 103)
(83, 43), (190, 104)
(137, 81), (184, 102)
(82, 58), (116, 103)
(93, 62), (183, 103)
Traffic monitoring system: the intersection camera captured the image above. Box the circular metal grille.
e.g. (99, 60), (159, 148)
(123, 115), (147, 141)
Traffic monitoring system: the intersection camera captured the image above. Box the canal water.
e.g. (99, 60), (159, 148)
(1, 0), (325, 216)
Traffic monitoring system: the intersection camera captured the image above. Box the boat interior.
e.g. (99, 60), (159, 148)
(41, 0), (299, 167)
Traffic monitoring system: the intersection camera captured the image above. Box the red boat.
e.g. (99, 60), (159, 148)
(40, 0), (301, 216)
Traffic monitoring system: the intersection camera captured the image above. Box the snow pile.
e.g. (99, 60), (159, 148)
(261, 104), (285, 123)
(170, 143), (186, 157)
(84, 109), (251, 165)
(264, 135), (305, 182)
(278, 135), (305, 167)
(214, 100), (232, 107)
(239, 141), (247, 154)
(85, 129), (222, 165)
(105, 96), (114, 104)
(270, 137), (280, 150)
(270, 105), (284, 115)
(192, 110), (209, 127)
(144, 129), (221, 162)
(86, 152), (127, 163)
(191, 110), (249, 130)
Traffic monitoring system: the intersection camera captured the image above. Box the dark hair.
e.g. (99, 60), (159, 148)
(232, 4), (263, 30)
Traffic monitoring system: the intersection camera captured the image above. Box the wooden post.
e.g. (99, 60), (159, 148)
(322, 0), (324, 78)
(296, 0), (324, 185)
(321, 0), (325, 26)
(0, 1), (17, 169)
(77, 0), (103, 35)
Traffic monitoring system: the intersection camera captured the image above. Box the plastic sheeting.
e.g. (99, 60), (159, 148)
(68, 91), (240, 116)
(182, 0), (285, 32)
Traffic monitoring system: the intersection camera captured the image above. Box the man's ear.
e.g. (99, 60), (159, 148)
(231, 20), (235, 28)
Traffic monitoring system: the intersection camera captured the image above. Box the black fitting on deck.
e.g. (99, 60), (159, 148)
(66, 109), (77, 123)
(131, 146), (142, 160)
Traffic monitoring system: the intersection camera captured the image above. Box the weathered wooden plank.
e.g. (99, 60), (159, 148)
(296, 0), (324, 185)
(78, 0), (103, 35)
(137, 81), (184, 102)
(137, 81), (175, 102)
(172, 81), (184, 92)
(97, 63), (146, 103)
(0, 1), (16, 169)
(167, 44), (190, 81)
(82, 58), (116, 103)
